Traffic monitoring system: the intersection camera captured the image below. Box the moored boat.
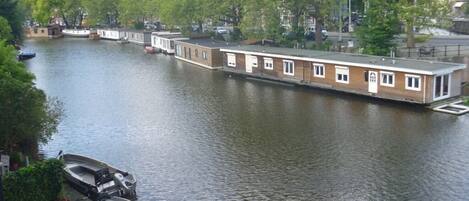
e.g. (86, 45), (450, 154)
(144, 46), (156, 54)
(59, 153), (137, 201)
(17, 51), (36, 61)
(63, 29), (91, 38)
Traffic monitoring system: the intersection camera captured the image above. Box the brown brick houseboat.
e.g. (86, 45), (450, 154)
(174, 39), (235, 69)
(220, 46), (466, 104)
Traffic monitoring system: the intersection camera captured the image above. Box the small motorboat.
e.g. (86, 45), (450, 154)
(117, 37), (129, 44)
(59, 153), (137, 201)
(144, 46), (156, 54)
(17, 51), (36, 61)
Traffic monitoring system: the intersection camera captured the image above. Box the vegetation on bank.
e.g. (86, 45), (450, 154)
(2, 159), (64, 201)
(1, 1), (63, 157)
(20, 0), (452, 54)
(464, 97), (469, 106)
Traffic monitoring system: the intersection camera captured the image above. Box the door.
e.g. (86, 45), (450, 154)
(245, 55), (253, 73)
(434, 74), (450, 100)
(368, 71), (378, 93)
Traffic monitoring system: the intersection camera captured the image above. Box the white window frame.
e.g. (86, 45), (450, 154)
(405, 74), (422, 91)
(264, 58), (273, 70)
(335, 66), (349, 84)
(202, 51), (208, 60)
(227, 53), (236, 67)
(313, 63), (325, 78)
(283, 60), (294, 76)
(433, 73), (451, 101)
(380, 71), (395, 87)
(247, 55), (258, 68)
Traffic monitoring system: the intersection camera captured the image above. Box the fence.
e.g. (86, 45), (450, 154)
(396, 45), (469, 59)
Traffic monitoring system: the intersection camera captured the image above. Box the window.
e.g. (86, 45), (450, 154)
(313, 63), (325, 78)
(264, 58), (273, 70)
(335, 66), (349, 84)
(380, 71), (395, 87)
(283, 60), (294, 76)
(434, 74), (450, 100)
(202, 51), (208, 60)
(247, 55), (258, 68)
(405, 74), (421, 91)
(176, 45), (182, 56)
(227, 53), (236, 67)
(195, 49), (199, 57)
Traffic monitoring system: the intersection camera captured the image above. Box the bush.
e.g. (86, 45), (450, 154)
(464, 97), (469, 106)
(2, 159), (64, 201)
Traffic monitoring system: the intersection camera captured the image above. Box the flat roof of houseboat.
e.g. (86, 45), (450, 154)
(220, 45), (466, 75)
(177, 39), (237, 48)
(119, 29), (151, 33)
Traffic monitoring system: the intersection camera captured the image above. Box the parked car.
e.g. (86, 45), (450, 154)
(213, 27), (228, 34)
(304, 27), (328, 41)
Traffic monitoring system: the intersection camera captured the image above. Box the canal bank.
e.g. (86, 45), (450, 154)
(24, 38), (469, 200)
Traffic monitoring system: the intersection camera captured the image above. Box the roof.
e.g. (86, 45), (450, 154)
(220, 45), (466, 75)
(176, 39), (237, 48)
(454, 2), (465, 8)
(119, 29), (151, 34)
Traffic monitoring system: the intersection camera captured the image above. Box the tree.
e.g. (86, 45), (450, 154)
(0, 0), (26, 39)
(0, 16), (13, 42)
(396, 0), (451, 48)
(60, 0), (86, 28)
(214, 0), (245, 40)
(82, 0), (120, 27)
(355, 0), (399, 56)
(0, 40), (63, 153)
(240, 0), (283, 41)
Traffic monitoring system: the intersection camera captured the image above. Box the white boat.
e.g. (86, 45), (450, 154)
(59, 153), (137, 201)
(63, 29), (91, 38)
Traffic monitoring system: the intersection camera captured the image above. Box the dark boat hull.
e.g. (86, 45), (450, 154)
(17, 53), (36, 61)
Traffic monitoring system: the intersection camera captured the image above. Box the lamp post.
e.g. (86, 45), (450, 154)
(349, 0), (353, 32)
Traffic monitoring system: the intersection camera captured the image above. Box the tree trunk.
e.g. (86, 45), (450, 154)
(406, 22), (415, 48)
(198, 21), (203, 33)
(315, 18), (323, 46)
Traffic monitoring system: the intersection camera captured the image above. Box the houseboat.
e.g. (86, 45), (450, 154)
(174, 39), (235, 69)
(220, 46), (467, 104)
(151, 32), (188, 54)
(97, 29), (120, 40)
(63, 29), (91, 37)
(119, 30), (151, 46)
(25, 24), (63, 39)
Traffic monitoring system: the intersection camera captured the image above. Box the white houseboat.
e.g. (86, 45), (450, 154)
(151, 32), (188, 54)
(97, 29), (120, 40)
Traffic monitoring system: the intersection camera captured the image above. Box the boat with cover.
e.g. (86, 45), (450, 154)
(17, 51), (36, 61)
(59, 153), (137, 201)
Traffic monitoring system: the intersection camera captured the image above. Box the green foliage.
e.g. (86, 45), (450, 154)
(240, 0), (283, 41)
(0, 40), (63, 151)
(414, 34), (432, 43)
(82, 0), (120, 27)
(3, 159), (64, 201)
(0, 16), (13, 42)
(355, 0), (399, 56)
(396, 0), (451, 47)
(0, 0), (26, 40)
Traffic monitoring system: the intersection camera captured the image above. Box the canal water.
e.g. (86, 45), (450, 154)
(25, 38), (469, 200)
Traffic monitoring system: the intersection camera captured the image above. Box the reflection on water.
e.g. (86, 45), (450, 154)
(24, 38), (469, 200)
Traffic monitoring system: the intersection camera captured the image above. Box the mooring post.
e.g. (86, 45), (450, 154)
(408, 47), (411, 58)
(458, 45), (461, 56)
(444, 46), (447, 57)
